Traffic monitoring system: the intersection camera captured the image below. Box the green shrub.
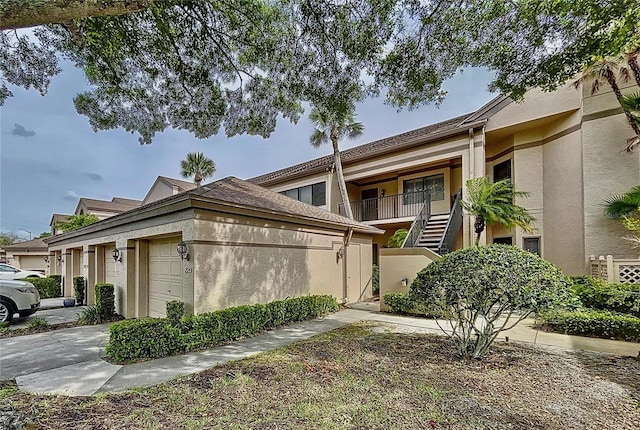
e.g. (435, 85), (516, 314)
(49, 274), (62, 288)
(95, 283), (115, 320)
(372, 264), (380, 295)
(166, 301), (185, 326)
(73, 277), (86, 305)
(106, 295), (339, 363)
(18, 277), (60, 299)
(105, 318), (183, 362)
(539, 308), (640, 342)
(78, 305), (100, 325)
(410, 245), (576, 358)
(26, 317), (48, 330)
(571, 276), (640, 317)
(383, 292), (444, 318)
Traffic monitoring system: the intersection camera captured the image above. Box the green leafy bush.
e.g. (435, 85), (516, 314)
(95, 283), (115, 320)
(106, 318), (183, 362)
(26, 317), (48, 330)
(410, 245), (576, 358)
(538, 308), (640, 342)
(571, 276), (640, 317)
(49, 274), (62, 288)
(166, 301), (185, 326)
(107, 295), (339, 363)
(18, 277), (60, 299)
(383, 292), (444, 318)
(372, 264), (380, 295)
(78, 305), (100, 325)
(73, 276), (86, 305)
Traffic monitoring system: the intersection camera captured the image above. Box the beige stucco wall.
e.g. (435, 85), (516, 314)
(142, 181), (175, 205)
(191, 212), (373, 313)
(379, 247), (439, 311)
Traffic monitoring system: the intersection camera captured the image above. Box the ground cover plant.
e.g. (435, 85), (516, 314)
(1, 322), (639, 429)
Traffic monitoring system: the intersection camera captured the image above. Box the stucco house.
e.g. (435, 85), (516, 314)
(2, 238), (48, 273)
(250, 81), (640, 276)
(46, 177), (381, 318)
(75, 196), (142, 220)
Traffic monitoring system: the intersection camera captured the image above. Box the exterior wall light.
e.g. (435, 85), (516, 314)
(112, 248), (122, 262)
(43, 256), (49, 263)
(56, 255), (63, 264)
(401, 278), (409, 287)
(177, 241), (189, 261)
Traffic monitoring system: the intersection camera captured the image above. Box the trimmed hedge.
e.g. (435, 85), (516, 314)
(73, 276), (86, 305)
(106, 295), (339, 363)
(372, 264), (380, 295)
(383, 292), (444, 318)
(538, 308), (640, 342)
(166, 300), (185, 326)
(19, 277), (60, 299)
(571, 276), (640, 317)
(49, 275), (62, 288)
(95, 283), (115, 320)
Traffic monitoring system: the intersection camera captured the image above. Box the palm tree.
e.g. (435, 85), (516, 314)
(575, 56), (640, 151)
(604, 185), (640, 218)
(309, 104), (364, 220)
(462, 178), (535, 246)
(180, 152), (215, 187)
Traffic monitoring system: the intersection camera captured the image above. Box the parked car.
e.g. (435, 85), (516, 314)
(0, 279), (41, 322)
(0, 263), (46, 280)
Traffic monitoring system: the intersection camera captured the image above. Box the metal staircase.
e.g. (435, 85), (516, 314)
(402, 189), (463, 255)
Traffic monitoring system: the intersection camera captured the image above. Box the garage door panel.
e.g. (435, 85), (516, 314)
(149, 238), (183, 318)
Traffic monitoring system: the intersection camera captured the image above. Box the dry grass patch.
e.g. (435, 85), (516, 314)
(1, 322), (639, 429)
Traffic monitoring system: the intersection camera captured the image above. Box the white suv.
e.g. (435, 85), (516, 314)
(0, 263), (46, 280)
(0, 280), (41, 323)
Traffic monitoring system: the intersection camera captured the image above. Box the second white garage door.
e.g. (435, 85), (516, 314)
(149, 238), (183, 317)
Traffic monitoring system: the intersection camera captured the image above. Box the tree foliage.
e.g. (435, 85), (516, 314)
(180, 151), (216, 186)
(462, 178), (535, 245)
(54, 214), (100, 232)
(0, 1), (638, 143)
(0, 232), (20, 246)
(410, 245), (576, 358)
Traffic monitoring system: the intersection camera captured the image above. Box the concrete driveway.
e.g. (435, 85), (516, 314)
(0, 324), (110, 381)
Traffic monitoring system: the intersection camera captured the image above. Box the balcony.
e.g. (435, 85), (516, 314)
(338, 191), (430, 223)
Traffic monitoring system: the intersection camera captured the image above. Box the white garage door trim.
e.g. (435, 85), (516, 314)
(149, 238), (183, 317)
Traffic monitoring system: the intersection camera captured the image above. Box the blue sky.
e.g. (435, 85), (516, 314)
(0, 60), (496, 239)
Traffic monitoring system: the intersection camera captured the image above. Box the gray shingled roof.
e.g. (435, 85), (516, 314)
(249, 113), (472, 186)
(79, 197), (142, 213)
(3, 238), (47, 251)
(159, 176), (198, 192)
(193, 177), (383, 233)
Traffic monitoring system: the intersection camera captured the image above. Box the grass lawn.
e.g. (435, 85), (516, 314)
(1, 322), (639, 429)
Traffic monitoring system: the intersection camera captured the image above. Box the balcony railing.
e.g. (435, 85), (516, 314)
(338, 190), (430, 222)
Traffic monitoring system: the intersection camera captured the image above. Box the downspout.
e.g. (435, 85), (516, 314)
(342, 227), (353, 302)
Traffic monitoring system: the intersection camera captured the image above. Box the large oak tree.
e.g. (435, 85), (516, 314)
(1, 1), (638, 144)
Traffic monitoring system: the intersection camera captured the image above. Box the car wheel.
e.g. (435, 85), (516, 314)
(0, 300), (14, 323)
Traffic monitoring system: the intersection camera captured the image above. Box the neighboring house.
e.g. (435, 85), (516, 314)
(2, 238), (48, 274)
(50, 214), (71, 236)
(250, 82), (640, 275)
(141, 176), (198, 206)
(45, 177), (381, 318)
(75, 197), (142, 219)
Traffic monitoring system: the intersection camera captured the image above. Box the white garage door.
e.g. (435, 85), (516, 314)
(149, 238), (183, 317)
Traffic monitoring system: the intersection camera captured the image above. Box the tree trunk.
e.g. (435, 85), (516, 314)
(331, 130), (353, 220)
(605, 69), (640, 136)
(194, 172), (202, 187)
(627, 52), (640, 88)
(0, 0), (153, 31)
(474, 217), (484, 246)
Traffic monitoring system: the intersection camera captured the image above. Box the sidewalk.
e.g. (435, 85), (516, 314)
(2, 307), (638, 397)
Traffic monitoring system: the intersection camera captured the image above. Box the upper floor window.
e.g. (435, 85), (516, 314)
(281, 182), (326, 206)
(493, 159), (512, 182)
(403, 173), (444, 204)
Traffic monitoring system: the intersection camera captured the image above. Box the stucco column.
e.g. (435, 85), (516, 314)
(135, 240), (149, 318)
(63, 250), (73, 296)
(124, 240), (137, 318)
(473, 130), (487, 246)
(95, 246), (105, 284)
(84, 245), (96, 305)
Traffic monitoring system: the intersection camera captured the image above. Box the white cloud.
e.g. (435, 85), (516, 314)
(63, 190), (79, 201)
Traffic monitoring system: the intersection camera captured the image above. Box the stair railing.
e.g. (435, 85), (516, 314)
(437, 188), (463, 254)
(402, 190), (431, 248)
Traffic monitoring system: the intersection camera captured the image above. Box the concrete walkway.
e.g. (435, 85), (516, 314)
(1, 307), (638, 397)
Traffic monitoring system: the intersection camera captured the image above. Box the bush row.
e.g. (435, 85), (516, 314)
(538, 308), (640, 342)
(383, 292), (444, 318)
(105, 295), (339, 363)
(19, 277), (60, 299)
(571, 276), (640, 317)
